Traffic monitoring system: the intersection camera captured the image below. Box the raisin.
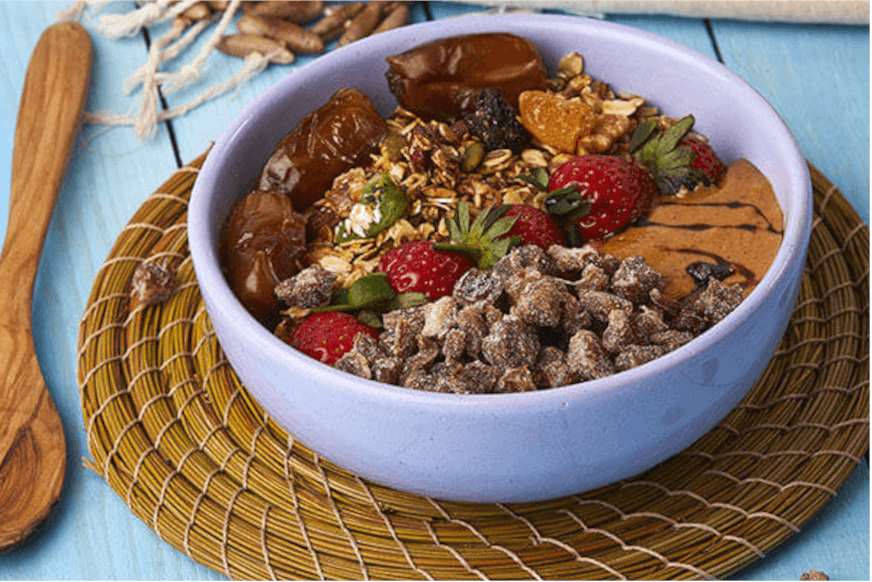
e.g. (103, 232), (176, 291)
(462, 88), (530, 153)
(686, 260), (734, 288)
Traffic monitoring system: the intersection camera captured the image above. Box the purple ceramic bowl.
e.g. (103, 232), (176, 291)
(189, 14), (811, 502)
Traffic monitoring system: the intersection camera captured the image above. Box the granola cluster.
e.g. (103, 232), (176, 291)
(330, 244), (743, 393)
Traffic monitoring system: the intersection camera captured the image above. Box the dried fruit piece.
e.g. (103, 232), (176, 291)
(275, 265), (337, 309)
(259, 87), (386, 210)
(220, 189), (306, 318)
(130, 259), (176, 308)
(385, 32), (548, 120)
(518, 90), (594, 153)
(462, 88), (530, 153)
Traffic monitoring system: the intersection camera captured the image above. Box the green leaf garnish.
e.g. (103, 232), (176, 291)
(315, 273), (396, 312)
(437, 201), (520, 270)
(517, 167), (550, 191)
(335, 173), (407, 242)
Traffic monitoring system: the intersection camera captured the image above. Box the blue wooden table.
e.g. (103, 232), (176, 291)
(0, 1), (868, 579)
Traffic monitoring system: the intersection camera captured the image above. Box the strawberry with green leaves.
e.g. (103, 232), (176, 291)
(439, 200), (566, 265)
(378, 240), (475, 301)
(289, 312), (380, 365)
(630, 114), (727, 195)
(543, 155), (658, 243)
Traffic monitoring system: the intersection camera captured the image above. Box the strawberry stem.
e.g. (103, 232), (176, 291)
(432, 242), (481, 256)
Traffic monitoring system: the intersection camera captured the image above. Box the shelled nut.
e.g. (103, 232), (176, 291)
(310, 2), (364, 40)
(237, 13), (324, 54)
(216, 33), (295, 64)
(247, 0), (324, 23)
(372, 1), (409, 35)
(337, 1), (387, 47)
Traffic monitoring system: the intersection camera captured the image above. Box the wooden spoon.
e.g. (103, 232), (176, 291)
(0, 21), (92, 550)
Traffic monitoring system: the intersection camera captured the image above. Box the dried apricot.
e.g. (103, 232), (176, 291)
(518, 90), (595, 153)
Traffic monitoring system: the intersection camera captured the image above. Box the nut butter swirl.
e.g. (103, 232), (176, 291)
(598, 158), (784, 302)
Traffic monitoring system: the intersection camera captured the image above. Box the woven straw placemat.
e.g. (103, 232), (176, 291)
(77, 152), (869, 580)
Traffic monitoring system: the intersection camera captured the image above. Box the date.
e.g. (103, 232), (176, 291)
(385, 32), (548, 120)
(259, 87), (387, 210)
(220, 189), (307, 318)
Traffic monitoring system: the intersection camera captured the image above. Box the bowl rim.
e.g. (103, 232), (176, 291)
(189, 13), (813, 410)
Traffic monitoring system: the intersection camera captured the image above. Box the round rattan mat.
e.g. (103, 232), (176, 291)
(77, 152), (869, 580)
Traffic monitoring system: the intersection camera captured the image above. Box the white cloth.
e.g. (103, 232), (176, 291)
(460, 0), (870, 24)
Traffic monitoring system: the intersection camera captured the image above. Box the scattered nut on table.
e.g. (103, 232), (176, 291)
(209, 1), (411, 62)
(130, 259), (177, 308)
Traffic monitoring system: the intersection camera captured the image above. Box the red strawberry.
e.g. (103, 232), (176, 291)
(378, 240), (474, 301)
(683, 133), (726, 185)
(501, 204), (567, 249)
(546, 154), (658, 242)
(630, 114), (726, 194)
(289, 312), (380, 365)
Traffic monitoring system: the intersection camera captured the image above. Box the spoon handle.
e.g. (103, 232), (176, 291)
(0, 21), (92, 550)
(0, 21), (92, 309)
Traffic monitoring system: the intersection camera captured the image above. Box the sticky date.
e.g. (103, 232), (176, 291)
(220, 189), (306, 319)
(385, 32), (548, 120)
(258, 87), (387, 210)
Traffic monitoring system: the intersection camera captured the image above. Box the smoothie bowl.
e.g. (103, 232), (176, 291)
(188, 14), (811, 503)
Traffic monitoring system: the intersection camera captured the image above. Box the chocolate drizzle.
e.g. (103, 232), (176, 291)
(641, 199), (783, 235)
(666, 247), (759, 292)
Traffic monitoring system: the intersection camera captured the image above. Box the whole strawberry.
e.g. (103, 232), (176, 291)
(378, 240), (474, 301)
(501, 204), (567, 249)
(682, 133), (726, 185)
(546, 154), (658, 243)
(289, 312), (380, 365)
(630, 115), (726, 194)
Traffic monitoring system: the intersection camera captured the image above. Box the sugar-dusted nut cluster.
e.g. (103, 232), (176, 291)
(274, 265), (336, 311)
(333, 244), (744, 393)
